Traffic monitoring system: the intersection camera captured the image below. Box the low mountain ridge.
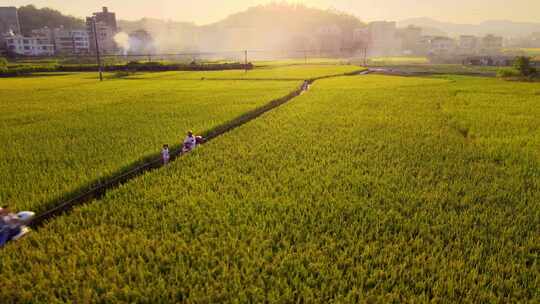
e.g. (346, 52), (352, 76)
(399, 17), (540, 37)
(17, 5), (84, 35)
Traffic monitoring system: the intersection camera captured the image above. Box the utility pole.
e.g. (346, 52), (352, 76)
(71, 34), (76, 55)
(304, 49), (307, 64)
(363, 47), (367, 66)
(244, 50), (248, 73)
(361, 42), (368, 67)
(91, 17), (103, 81)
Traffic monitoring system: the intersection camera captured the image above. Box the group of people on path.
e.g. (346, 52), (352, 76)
(161, 130), (205, 165)
(1, 131), (203, 248)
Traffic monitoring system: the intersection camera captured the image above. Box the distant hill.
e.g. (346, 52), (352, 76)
(118, 18), (196, 34)
(18, 5), (84, 35)
(119, 3), (366, 53)
(210, 3), (363, 33)
(399, 17), (540, 38)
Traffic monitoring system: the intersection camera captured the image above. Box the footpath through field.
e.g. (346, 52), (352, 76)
(27, 67), (365, 227)
(0, 64), (364, 217)
(1, 74), (538, 302)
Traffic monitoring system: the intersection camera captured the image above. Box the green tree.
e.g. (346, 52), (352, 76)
(0, 57), (8, 72)
(513, 56), (537, 77)
(17, 5), (84, 35)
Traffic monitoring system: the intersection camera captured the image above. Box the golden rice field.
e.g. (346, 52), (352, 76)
(1, 69), (538, 302)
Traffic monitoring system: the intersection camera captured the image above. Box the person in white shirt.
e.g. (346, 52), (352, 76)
(0, 206), (30, 246)
(182, 131), (197, 153)
(161, 144), (170, 165)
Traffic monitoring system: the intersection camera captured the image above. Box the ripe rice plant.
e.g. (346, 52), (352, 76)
(253, 58), (350, 67)
(0, 72), (302, 212)
(0, 74), (538, 302)
(369, 56), (430, 65)
(129, 64), (363, 80)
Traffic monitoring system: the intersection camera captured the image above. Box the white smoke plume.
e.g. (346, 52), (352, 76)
(114, 32), (130, 54)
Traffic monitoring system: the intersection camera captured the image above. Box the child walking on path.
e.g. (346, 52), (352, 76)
(182, 131), (197, 153)
(161, 144), (170, 165)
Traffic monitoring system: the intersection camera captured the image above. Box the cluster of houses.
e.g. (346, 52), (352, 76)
(507, 32), (540, 49)
(0, 5), (532, 66)
(0, 7), (124, 56)
(351, 21), (505, 58)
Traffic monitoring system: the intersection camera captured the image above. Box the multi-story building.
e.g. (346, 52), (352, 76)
(29, 27), (90, 55)
(417, 35), (434, 55)
(54, 28), (90, 54)
(316, 25), (342, 54)
(4, 34), (54, 56)
(0, 7), (20, 35)
(428, 36), (457, 56)
(92, 6), (117, 32)
(353, 28), (369, 46)
(480, 34), (503, 54)
(398, 25), (422, 55)
(31, 27), (54, 44)
(86, 7), (118, 54)
(367, 21), (401, 56)
(458, 35), (479, 55)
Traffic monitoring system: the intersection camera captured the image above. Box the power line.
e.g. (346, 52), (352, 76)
(7, 48), (364, 61)
(91, 17), (103, 81)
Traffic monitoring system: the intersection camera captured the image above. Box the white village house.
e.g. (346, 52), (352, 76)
(4, 33), (54, 56)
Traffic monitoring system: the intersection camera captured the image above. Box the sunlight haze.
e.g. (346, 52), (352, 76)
(3, 0), (539, 24)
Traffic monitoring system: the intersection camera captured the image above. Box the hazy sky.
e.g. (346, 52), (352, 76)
(3, 0), (540, 24)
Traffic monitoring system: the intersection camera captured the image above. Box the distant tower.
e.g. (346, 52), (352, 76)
(86, 7), (119, 54)
(92, 7), (117, 32)
(367, 21), (400, 56)
(0, 7), (21, 35)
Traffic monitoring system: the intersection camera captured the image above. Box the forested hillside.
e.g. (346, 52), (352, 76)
(17, 5), (84, 35)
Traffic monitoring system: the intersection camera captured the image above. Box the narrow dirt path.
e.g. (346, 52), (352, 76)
(28, 69), (365, 229)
